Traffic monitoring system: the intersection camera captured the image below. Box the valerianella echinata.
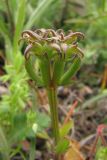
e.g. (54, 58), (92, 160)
(20, 29), (84, 87)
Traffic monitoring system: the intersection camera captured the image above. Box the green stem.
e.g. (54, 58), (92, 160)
(47, 87), (60, 145)
(29, 138), (36, 160)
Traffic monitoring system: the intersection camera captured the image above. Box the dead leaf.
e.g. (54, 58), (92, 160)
(64, 139), (85, 160)
(37, 88), (48, 105)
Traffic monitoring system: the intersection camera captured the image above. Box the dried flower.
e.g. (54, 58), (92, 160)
(20, 29), (84, 61)
(20, 29), (84, 87)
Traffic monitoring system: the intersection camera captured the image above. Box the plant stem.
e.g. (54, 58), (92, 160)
(47, 86), (60, 145)
(29, 138), (36, 160)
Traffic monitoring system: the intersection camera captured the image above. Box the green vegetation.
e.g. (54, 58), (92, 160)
(0, 0), (107, 159)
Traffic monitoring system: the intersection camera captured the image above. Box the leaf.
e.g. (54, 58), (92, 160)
(36, 112), (50, 132)
(37, 132), (50, 140)
(81, 90), (107, 108)
(60, 57), (81, 85)
(53, 60), (65, 84)
(64, 140), (85, 160)
(25, 0), (54, 29)
(56, 138), (69, 154)
(0, 18), (12, 61)
(95, 147), (107, 160)
(25, 55), (43, 86)
(14, 51), (24, 71)
(32, 123), (38, 134)
(13, 0), (26, 54)
(40, 59), (50, 87)
(0, 0), (6, 12)
(60, 120), (73, 138)
(0, 126), (10, 160)
(13, 113), (27, 130)
(0, 17), (10, 37)
(9, 0), (18, 22)
(9, 113), (27, 143)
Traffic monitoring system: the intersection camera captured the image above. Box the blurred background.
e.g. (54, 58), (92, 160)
(0, 0), (107, 159)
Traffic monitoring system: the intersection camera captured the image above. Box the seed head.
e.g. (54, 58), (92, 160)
(20, 29), (84, 60)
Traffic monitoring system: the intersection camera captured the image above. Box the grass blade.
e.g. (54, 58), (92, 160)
(81, 90), (107, 108)
(13, 0), (26, 55)
(0, 18), (12, 61)
(0, 126), (10, 160)
(25, 0), (54, 29)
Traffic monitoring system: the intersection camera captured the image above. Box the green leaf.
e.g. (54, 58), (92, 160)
(9, 0), (18, 23)
(60, 80), (74, 86)
(0, 126), (10, 160)
(37, 132), (50, 140)
(53, 60), (65, 84)
(25, 56), (43, 86)
(0, 17), (9, 37)
(39, 59), (50, 87)
(13, 113), (27, 129)
(60, 57), (81, 85)
(14, 52), (24, 71)
(10, 113), (27, 143)
(0, 0), (6, 12)
(56, 138), (69, 154)
(0, 18), (12, 61)
(60, 120), (74, 138)
(32, 123), (38, 134)
(25, 0), (54, 29)
(13, 0), (26, 54)
(95, 147), (107, 160)
(36, 112), (50, 132)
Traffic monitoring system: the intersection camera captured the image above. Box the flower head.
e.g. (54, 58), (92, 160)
(20, 29), (84, 87)
(20, 29), (84, 61)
